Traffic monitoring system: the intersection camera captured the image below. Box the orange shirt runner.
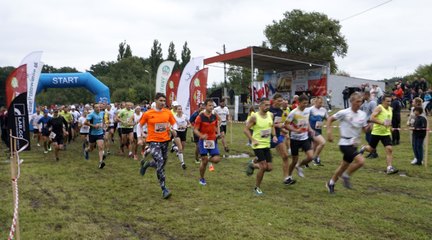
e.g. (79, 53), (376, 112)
(139, 108), (176, 142)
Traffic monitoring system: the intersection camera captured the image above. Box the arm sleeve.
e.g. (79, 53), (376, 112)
(139, 112), (147, 126)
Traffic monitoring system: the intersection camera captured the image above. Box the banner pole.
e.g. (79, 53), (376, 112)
(424, 119), (429, 168)
(10, 130), (20, 240)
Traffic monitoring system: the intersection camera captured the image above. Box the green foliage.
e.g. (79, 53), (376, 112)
(264, 9), (348, 72)
(117, 40), (133, 61)
(90, 61), (115, 77)
(149, 39), (163, 79)
(167, 41), (180, 71)
(180, 41), (191, 70)
(408, 64), (432, 86)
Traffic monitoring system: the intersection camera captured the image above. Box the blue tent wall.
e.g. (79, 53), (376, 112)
(37, 72), (110, 103)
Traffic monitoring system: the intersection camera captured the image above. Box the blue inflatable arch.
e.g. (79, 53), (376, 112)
(37, 72), (110, 103)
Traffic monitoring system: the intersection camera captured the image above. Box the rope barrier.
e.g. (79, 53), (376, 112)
(7, 134), (28, 240)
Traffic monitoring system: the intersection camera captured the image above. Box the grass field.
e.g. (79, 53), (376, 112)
(1, 113), (432, 240)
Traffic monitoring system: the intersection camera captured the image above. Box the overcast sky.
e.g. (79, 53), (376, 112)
(1, 0), (431, 85)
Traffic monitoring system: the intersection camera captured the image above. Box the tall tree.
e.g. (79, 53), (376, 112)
(264, 9), (348, 72)
(180, 41), (191, 70)
(148, 39), (163, 78)
(167, 41), (179, 70)
(117, 40), (132, 61)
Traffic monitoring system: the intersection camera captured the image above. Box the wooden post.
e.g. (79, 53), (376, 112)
(9, 130), (20, 240)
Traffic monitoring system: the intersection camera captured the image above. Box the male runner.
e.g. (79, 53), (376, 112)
(213, 99), (230, 153)
(47, 108), (68, 161)
(84, 104), (106, 169)
(116, 102), (135, 158)
(307, 96), (328, 166)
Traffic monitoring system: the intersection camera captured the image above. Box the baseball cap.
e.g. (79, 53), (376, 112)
(71, 105), (76, 109)
(43, 109), (49, 114)
(172, 101), (179, 106)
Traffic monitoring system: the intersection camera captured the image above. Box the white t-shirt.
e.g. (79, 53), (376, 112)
(107, 109), (116, 127)
(71, 110), (81, 123)
(79, 116), (90, 133)
(333, 108), (368, 146)
(287, 108), (310, 141)
(173, 114), (188, 131)
(133, 112), (143, 133)
(214, 106), (229, 125)
(30, 113), (43, 129)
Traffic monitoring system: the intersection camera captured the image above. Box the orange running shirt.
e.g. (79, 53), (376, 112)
(139, 108), (176, 142)
(194, 113), (218, 140)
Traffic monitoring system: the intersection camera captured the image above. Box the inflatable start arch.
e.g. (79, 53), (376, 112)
(37, 72), (110, 103)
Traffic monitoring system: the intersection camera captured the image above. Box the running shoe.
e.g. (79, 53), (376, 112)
(326, 181), (335, 194)
(199, 178), (207, 186)
(103, 153), (107, 161)
(48, 146), (52, 151)
(37, 143), (40, 147)
(181, 163), (187, 170)
(341, 175), (352, 189)
(386, 166), (399, 175)
(98, 161), (105, 169)
(84, 150), (89, 160)
(283, 177), (297, 185)
(140, 160), (150, 176)
(224, 146), (230, 153)
(410, 158), (418, 165)
(195, 159), (201, 164)
(254, 187), (263, 196)
(313, 157), (323, 166)
(296, 166), (305, 178)
(162, 189), (172, 199)
(44, 150), (48, 154)
(209, 164), (215, 172)
(245, 160), (254, 176)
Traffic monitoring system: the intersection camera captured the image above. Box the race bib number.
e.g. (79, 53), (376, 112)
(155, 123), (167, 133)
(49, 132), (56, 139)
(274, 116), (282, 124)
(204, 140), (215, 149)
(315, 121), (323, 129)
(260, 129), (271, 138)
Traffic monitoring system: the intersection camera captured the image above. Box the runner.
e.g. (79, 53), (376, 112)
(269, 94), (290, 184)
(190, 102), (205, 164)
(131, 106), (144, 160)
(138, 93), (176, 199)
(30, 106), (43, 147)
(172, 105), (190, 169)
(194, 99), (221, 186)
(362, 94), (399, 174)
(360, 91), (378, 158)
(326, 92), (369, 194)
(116, 102), (135, 158)
(307, 96), (328, 166)
(244, 98), (277, 195)
(284, 94), (314, 184)
(104, 103), (116, 155)
(46, 108), (68, 161)
(84, 103), (106, 169)
(213, 99), (230, 153)
(78, 111), (90, 153)
(38, 109), (52, 154)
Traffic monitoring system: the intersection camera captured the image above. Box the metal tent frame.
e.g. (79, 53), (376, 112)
(204, 46), (330, 103)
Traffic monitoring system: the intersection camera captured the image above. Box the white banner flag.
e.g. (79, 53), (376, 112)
(155, 60), (175, 94)
(176, 57), (203, 116)
(20, 51), (43, 114)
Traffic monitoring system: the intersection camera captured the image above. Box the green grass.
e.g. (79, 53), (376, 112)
(1, 113), (432, 239)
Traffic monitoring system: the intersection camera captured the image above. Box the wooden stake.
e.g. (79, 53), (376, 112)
(9, 130), (20, 240)
(425, 119), (429, 168)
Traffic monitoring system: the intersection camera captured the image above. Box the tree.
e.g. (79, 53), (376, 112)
(167, 41), (179, 70)
(117, 40), (132, 61)
(264, 9), (348, 72)
(180, 41), (191, 70)
(412, 64), (432, 85)
(149, 39), (163, 78)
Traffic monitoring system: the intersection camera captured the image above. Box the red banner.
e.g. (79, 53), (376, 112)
(5, 64), (27, 108)
(308, 75), (327, 96)
(165, 70), (181, 107)
(189, 68), (208, 115)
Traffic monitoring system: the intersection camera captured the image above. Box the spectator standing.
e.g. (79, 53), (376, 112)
(342, 86), (350, 109)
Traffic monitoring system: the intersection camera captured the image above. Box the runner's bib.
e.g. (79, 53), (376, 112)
(49, 132), (56, 139)
(204, 140), (215, 149)
(315, 121), (323, 129)
(260, 129), (271, 138)
(155, 123), (167, 133)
